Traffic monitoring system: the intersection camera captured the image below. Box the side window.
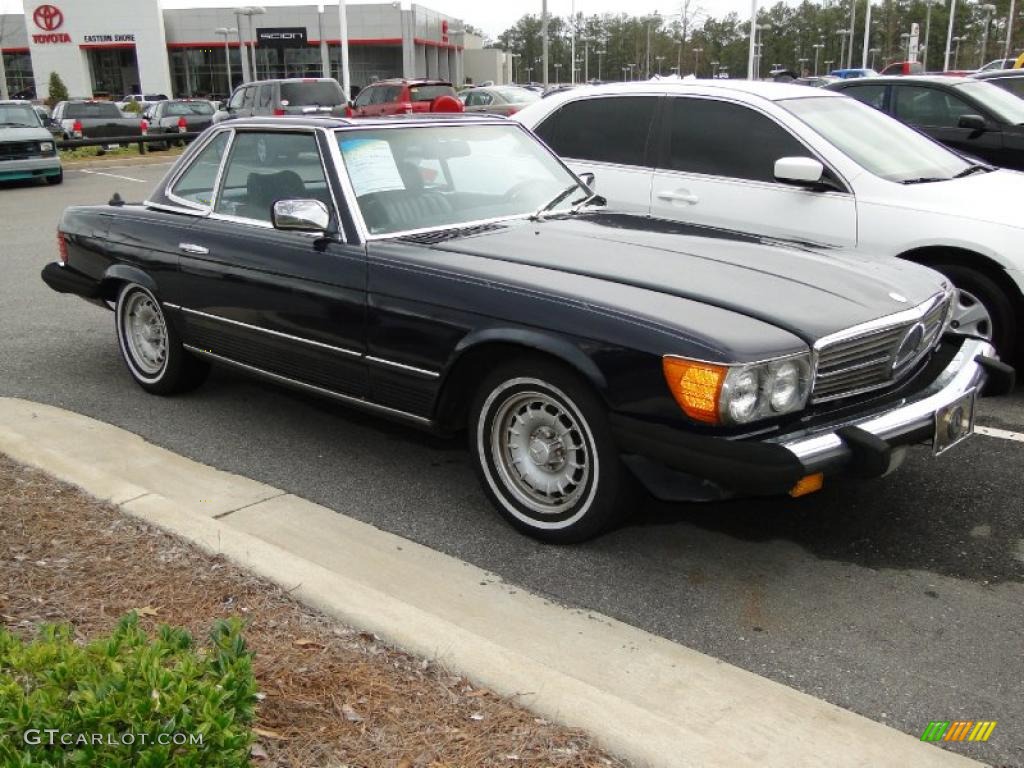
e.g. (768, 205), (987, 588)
(228, 88), (245, 109)
(665, 98), (807, 183)
(996, 78), (1024, 99)
(379, 86), (401, 104)
(464, 91), (480, 107)
(543, 96), (657, 166)
(354, 86), (375, 108)
(841, 84), (887, 110)
(893, 86), (978, 127)
(214, 131), (331, 222)
(241, 87), (256, 109)
(169, 131), (230, 207)
(258, 84), (274, 109)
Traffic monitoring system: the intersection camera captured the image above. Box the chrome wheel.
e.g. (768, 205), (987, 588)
(122, 290), (167, 376)
(489, 389), (592, 515)
(951, 289), (993, 341)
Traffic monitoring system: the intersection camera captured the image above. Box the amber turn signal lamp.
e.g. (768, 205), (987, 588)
(789, 473), (824, 498)
(662, 357), (727, 424)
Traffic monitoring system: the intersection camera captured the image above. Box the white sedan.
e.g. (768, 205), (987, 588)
(514, 80), (1024, 363)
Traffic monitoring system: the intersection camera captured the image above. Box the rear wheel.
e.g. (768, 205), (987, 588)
(469, 358), (633, 543)
(934, 263), (1017, 362)
(115, 283), (209, 395)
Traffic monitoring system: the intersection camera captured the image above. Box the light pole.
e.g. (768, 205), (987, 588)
(945, 0), (959, 70)
(232, 9), (252, 81)
(621, 65), (629, 81)
(836, 28), (849, 70)
(596, 49), (605, 81)
(861, 0), (873, 67)
(868, 46), (880, 68)
(900, 31), (911, 60)
(524, 66), (534, 82)
(824, 58), (834, 72)
(553, 61), (562, 83)
(1005, 0), (1018, 58)
(215, 27), (237, 93)
(922, 0), (942, 70)
(798, 56), (809, 73)
(953, 35), (963, 67)
(710, 60), (719, 78)
(693, 47), (703, 75)
(655, 55), (665, 75)
(813, 41), (825, 74)
(747, 0), (758, 79)
(977, 3), (997, 66)
(234, 7), (265, 81)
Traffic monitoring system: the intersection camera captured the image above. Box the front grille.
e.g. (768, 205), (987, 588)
(0, 141), (41, 161)
(812, 294), (950, 403)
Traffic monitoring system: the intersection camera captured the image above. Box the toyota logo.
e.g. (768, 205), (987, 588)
(33, 4), (63, 31)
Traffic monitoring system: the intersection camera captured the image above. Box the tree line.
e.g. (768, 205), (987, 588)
(495, 0), (1022, 82)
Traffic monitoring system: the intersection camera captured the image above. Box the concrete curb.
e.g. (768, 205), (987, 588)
(0, 397), (979, 768)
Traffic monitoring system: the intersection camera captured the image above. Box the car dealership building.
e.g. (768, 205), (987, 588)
(0, 0), (507, 100)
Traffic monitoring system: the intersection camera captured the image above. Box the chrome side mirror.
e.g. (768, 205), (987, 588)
(271, 199), (330, 232)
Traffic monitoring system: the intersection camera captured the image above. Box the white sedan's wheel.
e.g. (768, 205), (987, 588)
(951, 289), (993, 341)
(470, 359), (632, 543)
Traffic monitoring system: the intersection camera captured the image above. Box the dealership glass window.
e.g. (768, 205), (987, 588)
(665, 98), (806, 182)
(214, 132), (330, 222)
(892, 86), (977, 128)
(2, 53), (34, 98)
(169, 132), (230, 208)
(168, 47), (243, 99)
(534, 96), (657, 167)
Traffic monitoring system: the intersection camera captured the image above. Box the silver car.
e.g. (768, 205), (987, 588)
(0, 101), (62, 185)
(460, 86), (540, 116)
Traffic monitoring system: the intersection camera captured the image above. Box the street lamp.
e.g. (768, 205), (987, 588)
(813, 41), (825, 75)
(553, 62), (562, 83)
(798, 56), (809, 73)
(976, 3), (997, 66)
(693, 47), (703, 75)
(710, 59), (719, 78)
(900, 31), (911, 61)
(921, 0), (943, 70)
(214, 27), (237, 93)
(621, 65), (630, 81)
(868, 46), (880, 69)
(655, 55), (665, 75)
(596, 49), (606, 81)
(952, 35), (964, 68)
(835, 28), (850, 70)
(233, 7), (265, 81)
(1004, 0), (1018, 59)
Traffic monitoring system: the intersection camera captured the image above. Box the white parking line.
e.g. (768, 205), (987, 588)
(976, 425), (1024, 443)
(78, 169), (147, 183)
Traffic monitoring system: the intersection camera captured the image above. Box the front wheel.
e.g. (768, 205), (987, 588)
(935, 264), (1017, 363)
(115, 283), (209, 395)
(469, 359), (633, 543)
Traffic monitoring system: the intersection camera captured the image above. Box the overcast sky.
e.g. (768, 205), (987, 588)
(0, 0), (756, 40)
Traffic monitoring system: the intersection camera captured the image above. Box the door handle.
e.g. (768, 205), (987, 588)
(178, 243), (209, 255)
(657, 190), (700, 205)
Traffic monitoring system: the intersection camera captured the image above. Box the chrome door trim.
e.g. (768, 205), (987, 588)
(173, 305), (363, 358)
(365, 355), (441, 379)
(183, 345), (435, 428)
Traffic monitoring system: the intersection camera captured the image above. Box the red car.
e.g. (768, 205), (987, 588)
(347, 79), (463, 117)
(879, 61), (925, 75)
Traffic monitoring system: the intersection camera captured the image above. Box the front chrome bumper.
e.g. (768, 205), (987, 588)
(775, 338), (998, 472)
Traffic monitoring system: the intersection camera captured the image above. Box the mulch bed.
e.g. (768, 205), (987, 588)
(0, 454), (625, 768)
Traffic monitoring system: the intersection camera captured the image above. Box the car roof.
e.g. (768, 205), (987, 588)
(534, 79), (846, 103)
(240, 78), (340, 86)
(835, 75), (976, 85)
(0, 99), (33, 105)
(366, 78), (453, 86)
(223, 114), (509, 130)
(971, 69), (1024, 80)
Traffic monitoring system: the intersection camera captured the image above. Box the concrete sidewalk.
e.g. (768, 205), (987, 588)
(0, 397), (979, 768)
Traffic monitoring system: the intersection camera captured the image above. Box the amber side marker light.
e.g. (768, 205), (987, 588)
(789, 473), (824, 498)
(662, 357), (727, 424)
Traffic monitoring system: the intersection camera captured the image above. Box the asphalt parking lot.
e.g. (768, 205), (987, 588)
(3, 163), (1023, 764)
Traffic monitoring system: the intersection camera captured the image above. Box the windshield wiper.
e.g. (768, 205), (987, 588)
(568, 192), (605, 215)
(900, 176), (949, 185)
(952, 163), (993, 178)
(531, 182), (584, 220)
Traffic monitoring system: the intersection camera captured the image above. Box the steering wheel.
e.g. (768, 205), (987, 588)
(504, 178), (551, 204)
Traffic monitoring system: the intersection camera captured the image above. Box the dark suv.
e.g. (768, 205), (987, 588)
(348, 79), (463, 116)
(214, 78), (347, 123)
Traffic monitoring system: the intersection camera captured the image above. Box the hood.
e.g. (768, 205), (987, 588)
(415, 214), (948, 343)
(878, 168), (1024, 229)
(0, 126), (52, 142)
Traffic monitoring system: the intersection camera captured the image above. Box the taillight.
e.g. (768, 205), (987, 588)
(398, 101), (413, 114)
(140, 119), (148, 135)
(344, 104), (354, 118)
(177, 116), (187, 132)
(71, 119), (82, 138)
(273, 107), (286, 116)
(56, 231), (68, 265)
(504, 105), (520, 115)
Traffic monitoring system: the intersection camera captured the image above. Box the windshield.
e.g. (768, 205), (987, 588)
(66, 102), (123, 119)
(0, 104), (41, 128)
(780, 95), (970, 182)
(954, 81), (1024, 125)
(409, 84), (456, 102)
(494, 86), (540, 104)
(164, 101), (214, 116)
(280, 82), (345, 107)
(337, 124), (587, 236)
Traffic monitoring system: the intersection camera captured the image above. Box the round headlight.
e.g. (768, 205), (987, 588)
(40, 141), (54, 153)
(770, 360), (802, 412)
(724, 368), (761, 424)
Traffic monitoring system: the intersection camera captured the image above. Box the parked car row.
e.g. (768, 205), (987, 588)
(0, 100), (62, 184)
(39, 85), (1016, 541)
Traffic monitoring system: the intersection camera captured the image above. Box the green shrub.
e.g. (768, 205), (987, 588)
(123, 100), (141, 114)
(0, 613), (258, 767)
(46, 72), (68, 109)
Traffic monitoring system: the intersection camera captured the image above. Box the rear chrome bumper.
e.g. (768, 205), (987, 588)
(773, 338), (1005, 472)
